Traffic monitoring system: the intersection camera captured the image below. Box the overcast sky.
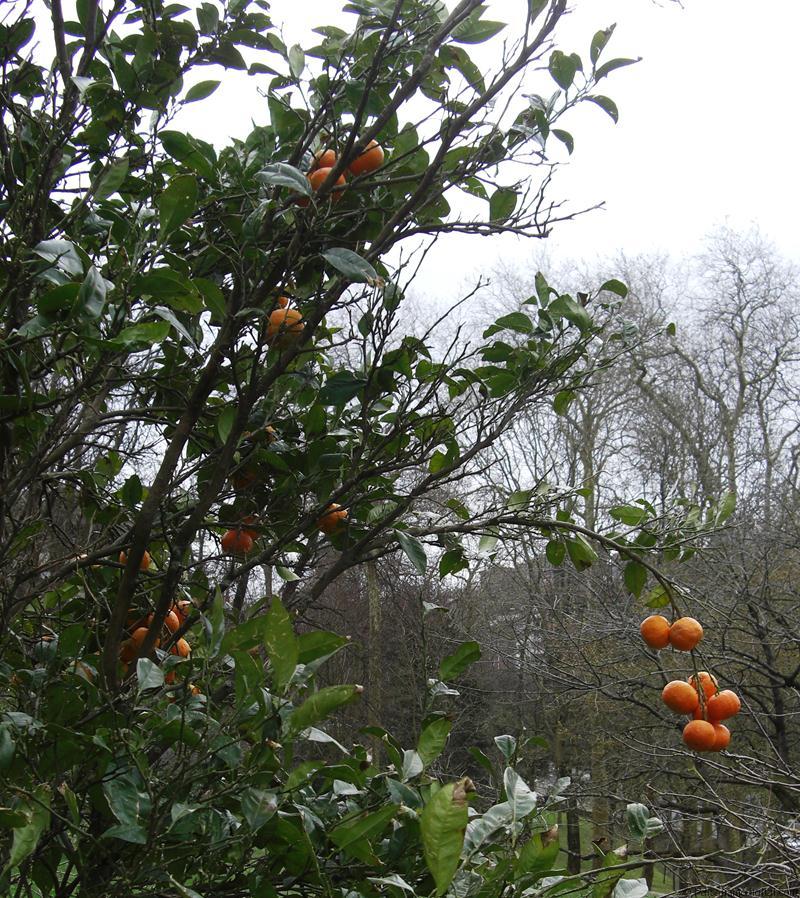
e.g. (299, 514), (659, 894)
(174, 0), (800, 300)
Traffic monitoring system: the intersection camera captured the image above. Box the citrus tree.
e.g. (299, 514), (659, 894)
(0, 0), (710, 894)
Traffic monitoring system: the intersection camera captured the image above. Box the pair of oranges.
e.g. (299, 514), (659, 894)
(640, 614), (742, 752)
(300, 139), (385, 206)
(220, 504), (348, 557)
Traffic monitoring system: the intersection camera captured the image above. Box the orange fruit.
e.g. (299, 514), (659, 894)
(662, 680), (700, 714)
(706, 690), (741, 722)
(669, 617), (703, 651)
(266, 308), (304, 346)
(688, 671), (718, 699)
(311, 148), (337, 170)
(711, 724), (731, 751)
(221, 529), (254, 555)
(317, 503), (348, 535)
(299, 166), (346, 206)
(172, 600), (193, 624)
(165, 670), (176, 685)
(348, 139), (384, 176)
(119, 640), (136, 664)
(682, 719), (717, 751)
(640, 615), (671, 650)
(171, 638), (191, 658)
(146, 610), (181, 634)
(119, 549), (151, 571)
(130, 626), (159, 652)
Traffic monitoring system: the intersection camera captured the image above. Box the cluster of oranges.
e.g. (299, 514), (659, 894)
(640, 613), (741, 752)
(265, 139), (385, 351)
(300, 138), (385, 207)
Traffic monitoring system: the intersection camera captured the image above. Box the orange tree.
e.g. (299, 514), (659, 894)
(0, 0), (696, 895)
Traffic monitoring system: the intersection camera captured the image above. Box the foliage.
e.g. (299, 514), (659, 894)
(0, 0), (675, 894)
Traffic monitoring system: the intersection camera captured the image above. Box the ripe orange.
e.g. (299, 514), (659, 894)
(130, 626), (159, 651)
(311, 148), (337, 170)
(348, 139), (384, 176)
(640, 615), (671, 650)
(146, 610), (181, 634)
(688, 671), (718, 699)
(171, 638), (191, 658)
(299, 166), (346, 206)
(682, 719), (717, 751)
(317, 503), (348, 534)
(172, 599), (193, 624)
(711, 724), (731, 751)
(165, 670), (176, 685)
(221, 529), (254, 555)
(706, 690), (741, 722)
(119, 549), (151, 571)
(119, 639), (136, 664)
(662, 680), (700, 714)
(267, 308), (304, 346)
(669, 617), (703, 651)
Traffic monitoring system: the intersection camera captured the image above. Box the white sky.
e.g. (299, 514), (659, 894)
(172, 0), (799, 302)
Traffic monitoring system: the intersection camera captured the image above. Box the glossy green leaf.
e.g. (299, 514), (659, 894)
(585, 94), (619, 123)
(439, 641), (480, 681)
(421, 782), (468, 894)
(549, 50), (580, 89)
(489, 188), (517, 222)
(3, 785), (50, 873)
(545, 540), (566, 566)
(322, 248), (378, 284)
(329, 805), (397, 864)
(158, 174), (198, 238)
(287, 684), (361, 735)
(184, 79), (220, 102)
(256, 162), (311, 195)
(395, 530), (427, 575)
(263, 596), (298, 693)
(95, 157), (129, 200)
(623, 560), (647, 598)
(417, 718), (452, 766)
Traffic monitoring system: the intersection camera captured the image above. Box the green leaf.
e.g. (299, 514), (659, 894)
(551, 128), (574, 154)
(715, 491), (736, 524)
(421, 782), (468, 895)
(489, 188), (517, 222)
(288, 43), (305, 78)
(592, 848), (626, 898)
(549, 50), (580, 89)
(33, 239), (84, 277)
(439, 641), (480, 681)
(95, 157), (129, 200)
(625, 803), (649, 841)
(553, 390), (575, 416)
(297, 630), (349, 664)
(241, 788), (277, 831)
(585, 94), (619, 123)
(504, 767), (537, 822)
(78, 266), (107, 318)
(439, 548), (468, 578)
(158, 174), (198, 238)
(494, 734), (516, 761)
(417, 718), (452, 766)
(256, 162), (311, 196)
(565, 534), (597, 571)
(216, 406), (236, 445)
(319, 370), (368, 405)
(322, 248), (378, 284)
(0, 727), (15, 770)
(102, 823), (148, 843)
(516, 831), (560, 879)
(184, 79), (220, 102)
(595, 57), (640, 80)
(160, 131), (217, 180)
(136, 657), (164, 691)
(599, 278), (628, 297)
(135, 269), (202, 312)
(609, 505), (647, 525)
(549, 294), (592, 332)
(3, 786), (50, 873)
(113, 320), (171, 347)
(623, 561), (647, 598)
(263, 596), (298, 693)
(329, 805), (397, 864)
(590, 25), (615, 64)
(643, 584), (669, 609)
(287, 684), (361, 736)
(452, 16), (506, 45)
(395, 530), (427, 575)
(484, 311), (533, 337)
(545, 540), (565, 566)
